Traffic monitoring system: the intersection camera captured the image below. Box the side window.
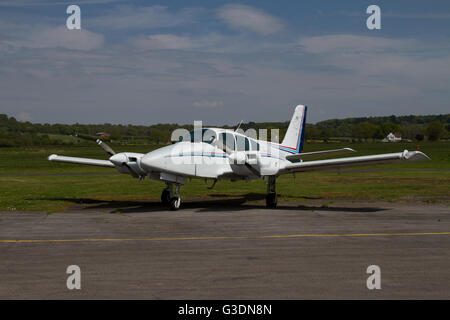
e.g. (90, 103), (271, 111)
(225, 133), (235, 152)
(236, 135), (249, 151)
(250, 139), (260, 151)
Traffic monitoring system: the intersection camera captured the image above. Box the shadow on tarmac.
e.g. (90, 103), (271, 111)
(32, 193), (388, 214)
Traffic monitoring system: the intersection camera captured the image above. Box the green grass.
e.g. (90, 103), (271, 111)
(0, 141), (449, 212)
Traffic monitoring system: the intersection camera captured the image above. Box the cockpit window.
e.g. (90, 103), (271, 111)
(179, 129), (216, 144)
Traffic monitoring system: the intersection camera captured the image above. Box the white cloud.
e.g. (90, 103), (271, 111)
(1, 25), (105, 52)
(29, 26), (104, 51)
(217, 4), (284, 35)
(295, 34), (450, 95)
(296, 34), (424, 77)
(132, 34), (193, 50)
(91, 5), (200, 30)
(298, 34), (416, 54)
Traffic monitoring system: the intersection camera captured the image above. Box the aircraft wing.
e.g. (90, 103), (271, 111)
(285, 147), (355, 161)
(280, 150), (430, 174)
(48, 154), (115, 168)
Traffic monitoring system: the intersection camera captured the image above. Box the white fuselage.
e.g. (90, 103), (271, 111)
(140, 128), (293, 181)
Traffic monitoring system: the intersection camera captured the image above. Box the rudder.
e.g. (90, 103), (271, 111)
(280, 105), (307, 154)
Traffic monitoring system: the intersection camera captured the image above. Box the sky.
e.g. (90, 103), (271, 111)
(0, 0), (449, 125)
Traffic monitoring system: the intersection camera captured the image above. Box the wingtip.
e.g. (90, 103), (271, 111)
(48, 154), (57, 161)
(404, 150), (431, 161)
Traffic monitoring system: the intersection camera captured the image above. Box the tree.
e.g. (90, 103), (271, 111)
(320, 128), (331, 141)
(380, 122), (400, 136)
(426, 121), (444, 141)
(305, 125), (321, 140)
(352, 122), (378, 141)
(415, 133), (424, 141)
(110, 128), (122, 141)
(373, 127), (384, 140)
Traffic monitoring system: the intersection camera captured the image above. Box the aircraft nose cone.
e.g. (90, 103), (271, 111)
(109, 153), (127, 166)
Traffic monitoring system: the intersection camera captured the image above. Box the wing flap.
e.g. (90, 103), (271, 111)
(282, 150), (430, 173)
(48, 154), (115, 168)
(286, 147), (355, 161)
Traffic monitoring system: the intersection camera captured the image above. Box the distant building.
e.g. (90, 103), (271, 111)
(95, 132), (111, 138)
(382, 132), (402, 142)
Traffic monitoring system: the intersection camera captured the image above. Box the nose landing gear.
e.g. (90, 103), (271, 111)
(161, 183), (182, 210)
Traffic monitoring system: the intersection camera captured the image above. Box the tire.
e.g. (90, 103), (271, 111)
(169, 197), (181, 211)
(161, 189), (171, 204)
(266, 193), (277, 208)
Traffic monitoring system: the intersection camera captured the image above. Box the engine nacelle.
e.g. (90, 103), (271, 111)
(257, 154), (280, 176)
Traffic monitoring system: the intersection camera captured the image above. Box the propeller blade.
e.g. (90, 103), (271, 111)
(96, 139), (116, 156)
(123, 162), (142, 179)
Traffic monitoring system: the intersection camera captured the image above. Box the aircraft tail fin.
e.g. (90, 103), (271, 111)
(280, 105), (307, 154)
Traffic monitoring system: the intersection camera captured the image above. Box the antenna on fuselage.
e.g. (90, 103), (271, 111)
(235, 120), (243, 132)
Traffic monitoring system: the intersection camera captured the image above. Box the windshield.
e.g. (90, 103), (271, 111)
(179, 129), (216, 144)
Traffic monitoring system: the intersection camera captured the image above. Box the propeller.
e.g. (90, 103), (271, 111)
(96, 139), (116, 156)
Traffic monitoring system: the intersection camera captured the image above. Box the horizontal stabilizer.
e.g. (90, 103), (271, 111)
(286, 148), (355, 161)
(48, 154), (115, 168)
(282, 150), (430, 173)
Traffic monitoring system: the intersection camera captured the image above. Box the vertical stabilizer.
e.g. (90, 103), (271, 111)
(280, 105), (307, 154)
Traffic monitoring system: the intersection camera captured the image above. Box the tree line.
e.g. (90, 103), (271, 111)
(0, 113), (449, 147)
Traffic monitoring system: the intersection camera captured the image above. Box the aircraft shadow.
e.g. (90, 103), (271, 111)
(32, 194), (388, 214)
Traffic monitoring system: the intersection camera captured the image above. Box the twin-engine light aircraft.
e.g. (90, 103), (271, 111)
(48, 105), (430, 210)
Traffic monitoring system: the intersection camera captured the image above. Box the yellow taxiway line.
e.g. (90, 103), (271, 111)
(1, 232), (450, 244)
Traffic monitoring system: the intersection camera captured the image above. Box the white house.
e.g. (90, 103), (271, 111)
(382, 132), (402, 142)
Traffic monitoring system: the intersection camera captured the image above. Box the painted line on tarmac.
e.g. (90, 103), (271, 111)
(1, 232), (450, 244)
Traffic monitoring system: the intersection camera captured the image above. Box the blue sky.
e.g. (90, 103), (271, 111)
(0, 0), (449, 125)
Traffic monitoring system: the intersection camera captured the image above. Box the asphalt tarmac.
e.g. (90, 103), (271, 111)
(0, 199), (449, 299)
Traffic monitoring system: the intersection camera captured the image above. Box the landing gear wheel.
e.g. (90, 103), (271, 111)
(266, 193), (277, 208)
(169, 197), (181, 211)
(161, 189), (171, 204)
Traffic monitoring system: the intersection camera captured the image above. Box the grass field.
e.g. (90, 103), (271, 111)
(0, 141), (449, 212)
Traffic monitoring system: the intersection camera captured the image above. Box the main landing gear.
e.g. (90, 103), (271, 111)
(161, 178), (277, 210)
(161, 183), (181, 210)
(266, 176), (277, 208)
